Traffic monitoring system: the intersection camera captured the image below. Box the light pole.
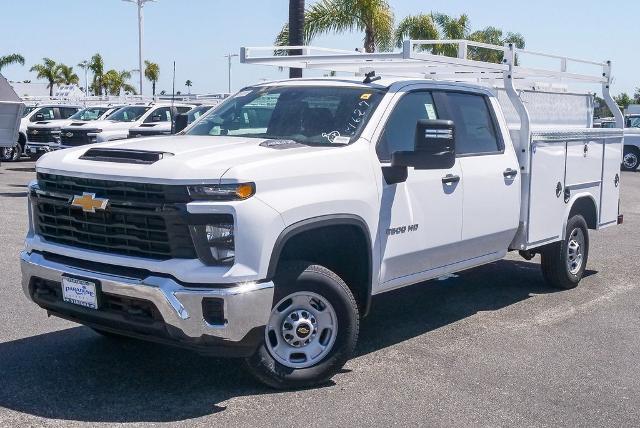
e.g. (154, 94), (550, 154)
(79, 60), (89, 95)
(123, 0), (155, 95)
(224, 53), (239, 94)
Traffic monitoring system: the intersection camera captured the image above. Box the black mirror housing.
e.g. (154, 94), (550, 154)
(391, 119), (456, 170)
(174, 113), (189, 133)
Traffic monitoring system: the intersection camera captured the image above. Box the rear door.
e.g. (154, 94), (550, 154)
(437, 91), (520, 258)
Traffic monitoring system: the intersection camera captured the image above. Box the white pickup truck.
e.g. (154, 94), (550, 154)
(25, 105), (123, 158)
(21, 41), (625, 389)
(58, 103), (192, 148)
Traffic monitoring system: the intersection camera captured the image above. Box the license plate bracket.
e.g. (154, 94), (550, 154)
(61, 275), (100, 310)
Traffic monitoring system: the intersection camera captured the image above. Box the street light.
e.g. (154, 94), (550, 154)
(122, 0), (155, 95)
(224, 53), (239, 94)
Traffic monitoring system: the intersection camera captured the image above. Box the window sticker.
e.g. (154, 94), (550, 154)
(425, 103), (437, 120)
(360, 93), (372, 100)
(322, 130), (341, 143)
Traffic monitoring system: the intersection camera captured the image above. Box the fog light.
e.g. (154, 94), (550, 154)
(205, 223), (234, 263)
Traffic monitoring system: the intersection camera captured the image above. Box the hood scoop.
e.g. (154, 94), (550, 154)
(79, 148), (174, 165)
(35, 121), (51, 125)
(70, 122), (86, 126)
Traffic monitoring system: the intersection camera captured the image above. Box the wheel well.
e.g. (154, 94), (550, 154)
(569, 197), (597, 229)
(273, 222), (372, 316)
(625, 144), (640, 153)
(18, 132), (26, 145)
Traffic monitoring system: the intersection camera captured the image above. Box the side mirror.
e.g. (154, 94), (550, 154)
(151, 114), (162, 122)
(383, 120), (456, 184)
(174, 113), (189, 133)
(33, 113), (45, 121)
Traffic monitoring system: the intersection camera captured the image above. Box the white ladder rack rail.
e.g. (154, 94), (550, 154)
(240, 39), (624, 150)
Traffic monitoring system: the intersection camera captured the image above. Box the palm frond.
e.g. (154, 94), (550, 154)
(394, 14), (439, 49)
(0, 53), (25, 71)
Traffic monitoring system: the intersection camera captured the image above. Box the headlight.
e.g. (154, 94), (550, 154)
(188, 183), (255, 201)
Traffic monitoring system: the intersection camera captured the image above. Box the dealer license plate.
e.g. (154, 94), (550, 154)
(61, 276), (98, 309)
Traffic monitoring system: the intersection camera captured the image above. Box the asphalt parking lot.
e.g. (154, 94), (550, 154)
(0, 160), (638, 427)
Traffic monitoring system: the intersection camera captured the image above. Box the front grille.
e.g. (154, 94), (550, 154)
(28, 129), (57, 143)
(34, 173), (196, 260)
(61, 129), (92, 146)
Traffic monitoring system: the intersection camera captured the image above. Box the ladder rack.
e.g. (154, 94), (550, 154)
(240, 39), (624, 131)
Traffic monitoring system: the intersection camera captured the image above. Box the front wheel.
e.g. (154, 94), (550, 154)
(245, 262), (359, 389)
(540, 215), (589, 289)
(0, 142), (22, 162)
(622, 146), (640, 171)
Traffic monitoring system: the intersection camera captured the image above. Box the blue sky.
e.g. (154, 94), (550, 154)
(0, 0), (637, 96)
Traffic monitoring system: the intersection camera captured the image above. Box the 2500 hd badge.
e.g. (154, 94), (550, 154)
(386, 224), (419, 235)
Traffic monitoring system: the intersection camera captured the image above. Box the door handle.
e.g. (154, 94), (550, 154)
(441, 174), (460, 184)
(503, 168), (518, 178)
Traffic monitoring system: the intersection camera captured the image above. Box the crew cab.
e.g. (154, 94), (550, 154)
(58, 103), (193, 148)
(21, 41), (625, 389)
(1, 103), (81, 162)
(25, 105), (123, 158)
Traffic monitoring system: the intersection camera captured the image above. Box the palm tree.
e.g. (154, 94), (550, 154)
(185, 79), (192, 94)
(88, 53), (105, 95)
(103, 69), (137, 95)
(30, 58), (63, 96)
(395, 13), (524, 64)
(144, 60), (160, 96)
(394, 14), (439, 50)
(0, 53), (25, 73)
(58, 64), (79, 85)
(276, 0), (394, 53)
(288, 0), (305, 78)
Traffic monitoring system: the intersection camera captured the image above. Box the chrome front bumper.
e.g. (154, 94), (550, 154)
(21, 251), (274, 344)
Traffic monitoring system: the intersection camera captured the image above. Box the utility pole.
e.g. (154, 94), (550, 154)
(123, 0), (155, 95)
(224, 53), (239, 94)
(79, 60), (89, 95)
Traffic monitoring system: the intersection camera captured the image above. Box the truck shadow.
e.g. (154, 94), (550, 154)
(0, 259), (595, 423)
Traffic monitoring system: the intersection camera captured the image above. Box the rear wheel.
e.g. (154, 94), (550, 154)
(540, 215), (589, 289)
(245, 262), (359, 389)
(622, 146), (640, 171)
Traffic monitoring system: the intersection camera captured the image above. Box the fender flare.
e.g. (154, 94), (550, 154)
(266, 214), (374, 315)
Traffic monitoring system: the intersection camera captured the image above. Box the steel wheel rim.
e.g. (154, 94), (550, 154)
(566, 228), (585, 275)
(265, 291), (338, 369)
(623, 152), (638, 169)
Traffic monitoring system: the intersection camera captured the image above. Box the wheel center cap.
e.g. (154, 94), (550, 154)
(296, 323), (312, 338)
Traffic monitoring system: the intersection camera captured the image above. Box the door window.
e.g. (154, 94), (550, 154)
(440, 92), (501, 155)
(377, 91), (439, 162)
(145, 107), (171, 123)
(59, 107), (79, 119)
(30, 107), (55, 121)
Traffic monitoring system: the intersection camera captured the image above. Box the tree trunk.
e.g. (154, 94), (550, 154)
(288, 0), (305, 78)
(364, 27), (375, 53)
(49, 80), (53, 96)
(152, 81), (156, 96)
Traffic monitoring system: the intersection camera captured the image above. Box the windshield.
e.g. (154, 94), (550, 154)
(22, 106), (36, 117)
(187, 105), (212, 123)
(106, 106), (150, 122)
(70, 107), (109, 121)
(186, 86), (386, 145)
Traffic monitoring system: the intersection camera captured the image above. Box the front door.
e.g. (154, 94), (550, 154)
(376, 90), (464, 287)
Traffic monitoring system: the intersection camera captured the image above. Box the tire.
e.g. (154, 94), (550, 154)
(245, 262), (359, 389)
(622, 146), (640, 171)
(540, 215), (589, 289)
(0, 142), (22, 162)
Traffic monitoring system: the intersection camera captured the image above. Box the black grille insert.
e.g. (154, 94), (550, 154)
(34, 173), (196, 260)
(79, 148), (173, 165)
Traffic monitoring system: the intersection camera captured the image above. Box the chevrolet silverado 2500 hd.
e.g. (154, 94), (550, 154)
(21, 41), (625, 389)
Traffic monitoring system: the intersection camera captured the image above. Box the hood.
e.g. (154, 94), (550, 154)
(36, 135), (333, 183)
(28, 119), (76, 130)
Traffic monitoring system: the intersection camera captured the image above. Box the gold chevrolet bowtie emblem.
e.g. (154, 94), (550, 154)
(71, 193), (109, 213)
